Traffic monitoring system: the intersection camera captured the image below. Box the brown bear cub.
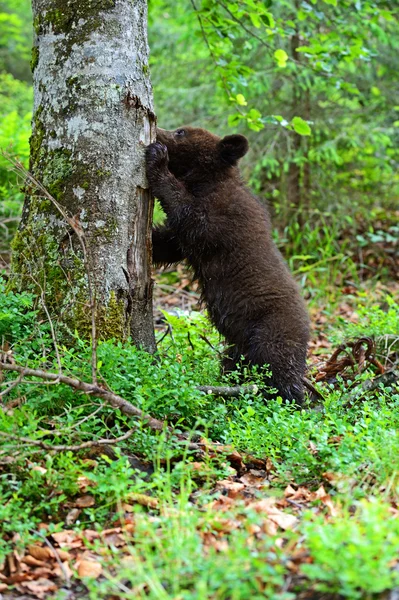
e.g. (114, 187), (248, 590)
(146, 127), (310, 404)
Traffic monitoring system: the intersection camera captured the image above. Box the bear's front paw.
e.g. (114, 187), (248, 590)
(145, 142), (169, 169)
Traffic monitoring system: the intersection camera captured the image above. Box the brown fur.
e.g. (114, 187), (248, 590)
(146, 126), (310, 403)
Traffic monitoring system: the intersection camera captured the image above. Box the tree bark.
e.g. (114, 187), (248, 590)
(11, 0), (156, 351)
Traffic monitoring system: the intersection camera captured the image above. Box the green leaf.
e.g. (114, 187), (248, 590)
(228, 113), (243, 127)
(236, 93), (247, 106)
(323, 0), (337, 5)
(262, 12), (275, 28)
(249, 12), (261, 28)
(291, 117), (312, 136)
(274, 49), (288, 68)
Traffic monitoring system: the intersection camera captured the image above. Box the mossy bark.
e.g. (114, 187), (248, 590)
(12, 0), (156, 351)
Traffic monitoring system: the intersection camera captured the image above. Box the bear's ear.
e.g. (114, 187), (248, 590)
(219, 134), (249, 165)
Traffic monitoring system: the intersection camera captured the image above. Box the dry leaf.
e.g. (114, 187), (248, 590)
(268, 510), (298, 531)
(76, 559), (102, 579)
(51, 530), (84, 549)
(65, 508), (81, 526)
(77, 475), (94, 491)
(27, 545), (53, 561)
(126, 492), (159, 509)
(215, 480), (245, 498)
(18, 578), (58, 599)
(238, 472), (268, 487)
(31, 465), (47, 475)
(248, 498), (298, 531)
(75, 495), (95, 508)
(22, 555), (47, 568)
(53, 560), (73, 580)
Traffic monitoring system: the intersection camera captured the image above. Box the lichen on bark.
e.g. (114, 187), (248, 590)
(11, 0), (156, 348)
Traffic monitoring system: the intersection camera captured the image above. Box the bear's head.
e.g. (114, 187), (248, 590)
(156, 127), (249, 180)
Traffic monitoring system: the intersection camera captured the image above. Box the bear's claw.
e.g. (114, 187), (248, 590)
(146, 142), (169, 165)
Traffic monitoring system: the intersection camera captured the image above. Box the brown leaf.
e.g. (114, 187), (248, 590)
(75, 495), (95, 508)
(314, 485), (327, 500)
(126, 492), (159, 509)
(215, 480), (245, 498)
(30, 465), (47, 475)
(208, 496), (235, 511)
(51, 530), (84, 549)
(27, 545), (53, 561)
(17, 578), (58, 599)
(248, 498), (298, 531)
(22, 555), (48, 568)
(53, 560), (73, 580)
(77, 475), (94, 491)
(238, 472), (268, 487)
(76, 559), (102, 579)
(65, 508), (81, 526)
(56, 549), (71, 562)
(202, 532), (229, 553)
(82, 530), (101, 543)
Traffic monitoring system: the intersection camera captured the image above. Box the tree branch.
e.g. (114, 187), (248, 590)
(0, 428), (136, 452)
(197, 384), (258, 397)
(0, 361), (168, 432)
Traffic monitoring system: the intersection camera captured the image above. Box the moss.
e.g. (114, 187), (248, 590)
(142, 64), (149, 75)
(101, 292), (126, 339)
(9, 215), (72, 312)
(66, 76), (82, 91)
(33, 15), (40, 36)
(90, 216), (118, 243)
(30, 106), (45, 170)
(96, 169), (112, 178)
(74, 290), (126, 341)
(31, 46), (39, 72)
(35, 0), (116, 44)
(42, 149), (73, 201)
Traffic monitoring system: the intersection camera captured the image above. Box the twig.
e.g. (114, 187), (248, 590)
(0, 361), (168, 432)
(156, 323), (173, 345)
(0, 371), (24, 398)
(344, 369), (399, 405)
(215, 0), (273, 51)
(190, 0), (238, 105)
(0, 428), (136, 452)
(197, 384), (258, 397)
(31, 529), (71, 586)
(303, 377), (325, 401)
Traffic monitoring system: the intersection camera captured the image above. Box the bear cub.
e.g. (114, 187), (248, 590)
(146, 127), (310, 403)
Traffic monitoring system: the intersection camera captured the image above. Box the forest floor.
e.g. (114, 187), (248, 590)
(0, 260), (398, 600)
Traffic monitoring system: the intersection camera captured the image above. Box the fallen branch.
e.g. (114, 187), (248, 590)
(0, 362), (168, 432)
(197, 384), (258, 397)
(344, 369), (399, 405)
(0, 428), (136, 452)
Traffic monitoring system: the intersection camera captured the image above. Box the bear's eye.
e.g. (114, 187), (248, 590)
(175, 129), (186, 137)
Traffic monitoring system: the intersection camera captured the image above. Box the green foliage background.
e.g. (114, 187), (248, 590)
(1, 0), (398, 226)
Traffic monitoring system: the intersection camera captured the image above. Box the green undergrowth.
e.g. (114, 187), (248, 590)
(0, 276), (399, 598)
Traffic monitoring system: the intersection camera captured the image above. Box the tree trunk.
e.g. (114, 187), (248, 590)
(11, 0), (156, 352)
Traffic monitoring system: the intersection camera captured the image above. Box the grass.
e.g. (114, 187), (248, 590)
(0, 200), (398, 598)
(0, 271), (398, 598)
